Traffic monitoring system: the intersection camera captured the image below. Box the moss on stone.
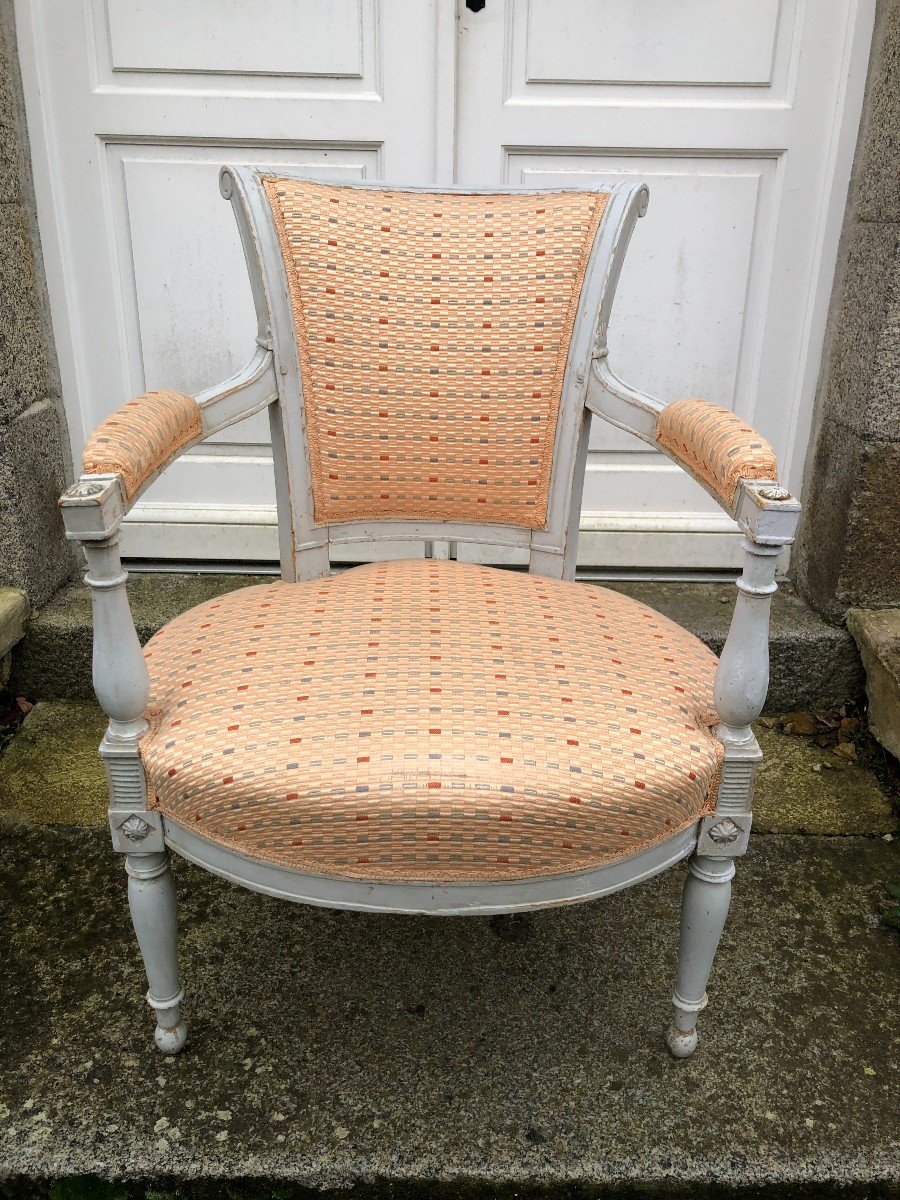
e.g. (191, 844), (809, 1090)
(752, 723), (898, 835)
(0, 700), (107, 825)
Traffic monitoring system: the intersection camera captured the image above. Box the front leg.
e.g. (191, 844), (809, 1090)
(126, 850), (186, 1054)
(61, 497), (190, 1056)
(667, 855), (734, 1057)
(666, 532), (783, 1058)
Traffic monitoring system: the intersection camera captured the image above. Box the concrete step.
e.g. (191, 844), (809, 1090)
(848, 608), (900, 761)
(1, 698), (895, 1193)
(10, 573), (864, 713)
(0, 820), (897, 1194)
(1, 700), (897, 837)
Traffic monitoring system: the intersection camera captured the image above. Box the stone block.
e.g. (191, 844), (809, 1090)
(0, 398), (76, 607)
(869, 239), (900, 436)
(796, 426), (900, 621)
(836, 438), (900, 610)
(0, 6), (23, 206)
(823, 220), (900, 443)
(854, 0), (900, 224)
(0, 205), (55, 423)
(847, 606), (900, 759)
(0, 584), (27, 657)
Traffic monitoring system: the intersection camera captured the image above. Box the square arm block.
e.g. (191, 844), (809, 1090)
(59, 475), (127, 540)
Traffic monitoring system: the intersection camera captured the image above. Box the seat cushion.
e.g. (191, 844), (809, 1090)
(141, 560), (722, 883)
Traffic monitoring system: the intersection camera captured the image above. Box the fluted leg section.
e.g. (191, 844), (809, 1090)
(126, 851), (187, 1054)
(666, 854), (734, 1058)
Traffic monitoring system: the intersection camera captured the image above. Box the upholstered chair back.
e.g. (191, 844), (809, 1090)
(261, 178), (609, 531)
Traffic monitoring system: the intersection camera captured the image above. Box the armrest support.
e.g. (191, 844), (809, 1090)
(587, 358), (800, 541)
(655, 397), (778, 510)
(58, 394), (203, 819)
(60, 346), (278, 533)
(586, 355), (802, 833)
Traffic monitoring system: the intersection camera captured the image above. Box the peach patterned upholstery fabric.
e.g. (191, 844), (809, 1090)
(82, 391), (202, 502)
(263, 178), (609, 529)
(655, 398), (778, 508)
(141, 560), (722, 884)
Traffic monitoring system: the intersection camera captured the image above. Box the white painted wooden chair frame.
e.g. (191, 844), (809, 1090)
(60, 168), (801, 1058)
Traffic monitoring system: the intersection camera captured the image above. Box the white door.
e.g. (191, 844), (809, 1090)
(455, 0), (876, 568)
(17, 0), (874, 569)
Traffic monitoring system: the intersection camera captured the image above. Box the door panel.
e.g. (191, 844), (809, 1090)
(94, 0), (382, 96)
(524, 0), (782, 88)
(105, 0), (366, 78)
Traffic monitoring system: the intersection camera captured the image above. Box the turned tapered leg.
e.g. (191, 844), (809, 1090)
(126, 851), (187, 1054)
(666, 854), (734, 1058)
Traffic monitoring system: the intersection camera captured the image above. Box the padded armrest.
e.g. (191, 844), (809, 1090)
(82, 390), (202, 503)
(655, 397), (778, 509)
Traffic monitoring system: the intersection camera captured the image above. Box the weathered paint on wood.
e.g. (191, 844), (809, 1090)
(59, 174), (801, 1056)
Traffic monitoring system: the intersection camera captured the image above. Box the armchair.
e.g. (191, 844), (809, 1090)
(60, 170), (800, 1058)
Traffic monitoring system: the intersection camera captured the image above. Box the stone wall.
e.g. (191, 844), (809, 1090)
(794, 0), (900, 623)
(0, 0), (74, 607)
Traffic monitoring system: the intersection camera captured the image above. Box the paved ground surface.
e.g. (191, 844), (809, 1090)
(1, 699), (897, 1196)
(1, 820), (897, 1195)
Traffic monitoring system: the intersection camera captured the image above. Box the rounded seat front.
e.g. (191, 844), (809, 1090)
(141, 559), (723, 884)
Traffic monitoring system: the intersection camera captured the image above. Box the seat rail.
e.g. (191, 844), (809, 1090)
(164, 819), (699, 916)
